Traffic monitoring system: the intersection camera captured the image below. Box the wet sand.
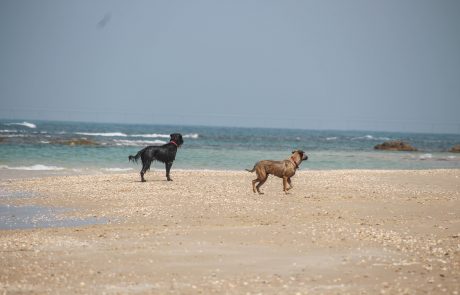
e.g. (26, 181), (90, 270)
(1, 170), (459, 294)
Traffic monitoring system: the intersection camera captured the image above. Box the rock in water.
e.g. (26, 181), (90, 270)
(449, 144), (460, 153)
(374, 140), (417, 151)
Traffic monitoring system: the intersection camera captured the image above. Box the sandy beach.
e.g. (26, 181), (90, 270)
(0, 169), (459, 294)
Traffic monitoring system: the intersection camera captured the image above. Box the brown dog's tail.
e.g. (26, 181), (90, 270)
(245, 165), (256, 173)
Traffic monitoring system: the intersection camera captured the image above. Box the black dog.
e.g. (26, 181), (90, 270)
(129, 133), (184, 182)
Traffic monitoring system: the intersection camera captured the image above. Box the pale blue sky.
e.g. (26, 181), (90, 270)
(1, 0), (459, 133)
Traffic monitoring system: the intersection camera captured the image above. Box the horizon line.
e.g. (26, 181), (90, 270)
(1, 117), (460, 136)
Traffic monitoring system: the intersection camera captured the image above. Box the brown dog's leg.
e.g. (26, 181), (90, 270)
(251, 178), (259, 193)
(287, 177), (293, 190)
(256, 177), (267, 195)
(283, 176), (289, 193)
(252, 168), (268, 194)
(256, 170), (268, 195)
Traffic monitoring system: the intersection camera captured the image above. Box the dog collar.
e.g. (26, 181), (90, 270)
(170, 140), (178, 147)
(290, 156), (299, 169)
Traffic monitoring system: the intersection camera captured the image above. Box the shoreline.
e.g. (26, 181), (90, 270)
(1, 170), (459, 294)
(2, 166), (460, 181)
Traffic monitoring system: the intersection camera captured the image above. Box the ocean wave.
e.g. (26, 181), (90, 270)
(75, 132), (127, 137)
(419, 153), (432, 160)
(326, 137), (338, 141)
(0, 129), (18, 133)
(73, 132), (199, 139)
(352, 135), (390, 141)
(427, 155), (459, 162)
(4, 122), (36, 128)
(0, 134), (27, 138)
(132, 133), (199, 139)
(184, 133), (199, 139)
(0, 164), (65, 171)
(132, 133), (171, 138)
(113, 139), (167, 146)
(405, 154), (459, 162)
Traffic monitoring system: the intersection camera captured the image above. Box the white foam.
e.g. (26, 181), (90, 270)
(113, 139), (166, 146)
(184, 133), (199, 139)
(0, 164), (65, 171)
(419, 153), (433, 160)
(5, 122), (36, 128)
(1, 134), (27, 138)
(132, 133), (170, 138)
(132, 133), (199, 139)
(73, 132), (199, 139)
(352, 135), (372, 140)
(0, 129), (17, 133)
(352, 135), (390, 141)
(326, 137), (338, 141)
(75, 132), (127, 137)
(350, 135), (374, 140)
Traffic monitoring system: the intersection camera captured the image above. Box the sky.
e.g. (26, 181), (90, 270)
(1, 0), (459, 133)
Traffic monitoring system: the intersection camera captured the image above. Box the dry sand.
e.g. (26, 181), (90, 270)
(0, 169), (459, 294)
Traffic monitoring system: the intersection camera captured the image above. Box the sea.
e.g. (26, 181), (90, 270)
(1, 119), (460, 174)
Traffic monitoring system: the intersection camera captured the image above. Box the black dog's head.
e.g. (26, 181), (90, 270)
(170, 133), (184, 147)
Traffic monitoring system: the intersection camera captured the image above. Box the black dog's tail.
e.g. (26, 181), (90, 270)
(245, 165), (256, 172)
(128, 149), (144, 163)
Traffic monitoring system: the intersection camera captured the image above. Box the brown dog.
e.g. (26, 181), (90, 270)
(246, 150), (308, 194)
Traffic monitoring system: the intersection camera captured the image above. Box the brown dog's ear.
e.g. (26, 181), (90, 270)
(292, 150), (297, 154)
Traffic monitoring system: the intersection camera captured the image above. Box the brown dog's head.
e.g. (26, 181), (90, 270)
(170, 133), (184, 147)
(292, 150), (308, 163)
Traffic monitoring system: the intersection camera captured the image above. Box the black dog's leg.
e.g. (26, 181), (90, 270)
(141, 160), (152, 182)
(165, 162), (173, 181)
(140, 170), (146, 182)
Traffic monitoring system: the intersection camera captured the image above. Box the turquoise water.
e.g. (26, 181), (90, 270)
(1, 119), (460, 172)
